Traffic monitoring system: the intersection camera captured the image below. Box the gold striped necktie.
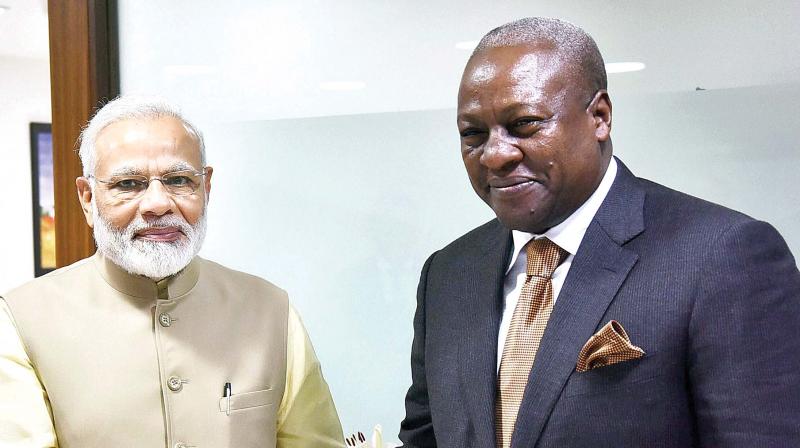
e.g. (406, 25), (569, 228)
(495, 238), (566, 448)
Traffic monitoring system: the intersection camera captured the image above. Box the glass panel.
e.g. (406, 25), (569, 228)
(118, 1), (800, 441)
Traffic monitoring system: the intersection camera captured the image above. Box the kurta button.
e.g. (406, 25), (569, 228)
(167, 376), (185, 392)
(158, 312), (173, 327)
(174, 443), (194, 448)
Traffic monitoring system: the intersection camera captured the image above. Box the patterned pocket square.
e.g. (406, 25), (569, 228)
(576, 320), (645, 372)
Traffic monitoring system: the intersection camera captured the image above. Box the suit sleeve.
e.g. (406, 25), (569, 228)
(688, 219), (800, 446)
(399, 252), (438, 447)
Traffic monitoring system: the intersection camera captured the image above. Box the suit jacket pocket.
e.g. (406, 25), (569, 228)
(218, 387), (275, 412)
(564, 353), (667, 398)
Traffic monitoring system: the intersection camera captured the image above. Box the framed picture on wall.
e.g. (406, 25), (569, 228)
(30, 122), (56, 277)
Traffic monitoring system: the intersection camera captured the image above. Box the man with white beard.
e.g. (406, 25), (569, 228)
(0, 96), (345, 448)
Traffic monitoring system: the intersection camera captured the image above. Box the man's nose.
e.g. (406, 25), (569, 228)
(480, 129), (523, 171)
(137, 180), (174, 216)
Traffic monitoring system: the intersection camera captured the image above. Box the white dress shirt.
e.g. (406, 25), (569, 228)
(497, 159), (618, 371)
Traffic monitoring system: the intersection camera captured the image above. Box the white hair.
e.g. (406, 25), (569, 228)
(91, 199), (207, 279)
(78, 95), (206, 177)
(472, 17), (607, 97)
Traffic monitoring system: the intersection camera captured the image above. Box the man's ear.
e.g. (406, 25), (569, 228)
(588, 89), (612, 142)
(203, 166), (213, 201)
(76, 177), (95, 228)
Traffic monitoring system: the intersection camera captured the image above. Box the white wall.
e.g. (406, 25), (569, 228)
(0, 56), (51, 293)
(613, 84), (800, 253)
(115, 0), (800, 121)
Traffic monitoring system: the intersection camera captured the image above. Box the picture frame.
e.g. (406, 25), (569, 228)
(30, 122), (55, 277)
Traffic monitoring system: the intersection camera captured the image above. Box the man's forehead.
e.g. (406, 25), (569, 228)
(458, 45), (571, 109)
(96, 116), (197, 145)
(464, 44), (563, 84)
(94, 116), (201, 172)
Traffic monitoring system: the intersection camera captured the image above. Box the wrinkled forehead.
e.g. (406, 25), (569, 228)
(94, 116), (202, 175)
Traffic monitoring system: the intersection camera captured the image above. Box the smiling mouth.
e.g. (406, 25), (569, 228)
(489, 178), (538, 195)
(135, 227), (184, 242)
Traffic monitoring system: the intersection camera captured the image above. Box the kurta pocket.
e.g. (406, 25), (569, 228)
(219, 387), (278, 447)
(218, 388), (275, 412)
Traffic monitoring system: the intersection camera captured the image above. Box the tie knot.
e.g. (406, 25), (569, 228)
(525, 238), (566, 278)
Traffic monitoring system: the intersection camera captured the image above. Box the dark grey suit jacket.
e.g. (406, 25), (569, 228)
(400, 159), (800, 447)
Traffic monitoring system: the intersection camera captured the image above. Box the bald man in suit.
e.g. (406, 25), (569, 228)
(399, 17), (800, 448)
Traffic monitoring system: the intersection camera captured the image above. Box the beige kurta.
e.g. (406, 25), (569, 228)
(0, 253), (344, 448)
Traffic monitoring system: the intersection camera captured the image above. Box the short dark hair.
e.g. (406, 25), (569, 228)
(472, 17), (607, 98)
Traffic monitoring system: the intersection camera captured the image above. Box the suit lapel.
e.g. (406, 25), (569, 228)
(512, 160), (646, 447)
(457, 220), (512, 447)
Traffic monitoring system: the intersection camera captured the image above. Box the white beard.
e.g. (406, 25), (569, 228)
(91, 201), (207, 279)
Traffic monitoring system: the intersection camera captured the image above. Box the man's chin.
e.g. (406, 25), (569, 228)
(494, 207), (559, 234)
(98, 234), (196, 279)
(108, 246), (194, 279)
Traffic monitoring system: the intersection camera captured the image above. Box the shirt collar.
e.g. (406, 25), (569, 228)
(506, 158), (618, 273)
(92, 252), (200, 300)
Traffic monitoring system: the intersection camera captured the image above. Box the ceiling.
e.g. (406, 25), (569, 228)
(3, 0), (799, 121)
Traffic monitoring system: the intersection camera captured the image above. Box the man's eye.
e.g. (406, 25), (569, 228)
(460, 128), (486, 147)
(113, 179), (146, 190)
(164, 175), (192, 187)
(459, 128), (482, 138)
(513, 118), (540, 129)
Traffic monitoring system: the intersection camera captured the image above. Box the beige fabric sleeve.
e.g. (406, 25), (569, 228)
(0, 299), (58, 447)
(276, 305), (344, 448)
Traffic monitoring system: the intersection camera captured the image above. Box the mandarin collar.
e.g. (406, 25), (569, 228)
(92, 252), (200, 300)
